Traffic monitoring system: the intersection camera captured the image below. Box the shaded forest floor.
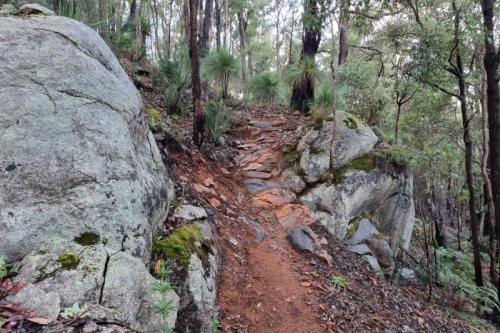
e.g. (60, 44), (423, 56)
(143, 84), (492, 332)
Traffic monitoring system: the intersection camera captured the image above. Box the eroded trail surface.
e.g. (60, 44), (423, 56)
(162, 105), (472, 333)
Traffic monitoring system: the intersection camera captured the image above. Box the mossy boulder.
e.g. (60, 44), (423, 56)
(297, 111), (377, 183)
(332, 155), (375, 184)
(154, 223), (205, 265)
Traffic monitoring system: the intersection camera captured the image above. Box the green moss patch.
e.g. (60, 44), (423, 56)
(332, 156), (375, 184)
(283, 151), (300, 168)
(58, 252), (80, 269)
(153, 224), (205, 265)
(343, 115), (359, 129)
(74, 232), (100, 246)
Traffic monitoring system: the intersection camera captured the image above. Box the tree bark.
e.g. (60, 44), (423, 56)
(201, 0), (214, 56)
(481, 0), (500, 307)
(134, 0), (143, 61)
(290, 0), (322, 114)
(189, 0), (204, 147)
(214, 0), (221, 48)
(98, 0), (109, 41)
(237, 11), (247, 82)
(338, 0), (349, 66)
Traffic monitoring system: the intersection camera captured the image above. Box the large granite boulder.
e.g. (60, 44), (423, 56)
(0, 13), (177, 330)
(301, 167), (414, 251)
(297, 111), (378, 183)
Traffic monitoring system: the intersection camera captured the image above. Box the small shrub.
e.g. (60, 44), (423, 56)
(331, 275), (349, 289)
(153, 261), (177, 333)
(0, 257), (11, 280)
(204, 100), (233, 144)
(310, 105), (333, 125)
(60, 302), (81, 319)
(156, 54), (191, 114)
(249, 72), (282, 103)
(145, 105), (169, 133)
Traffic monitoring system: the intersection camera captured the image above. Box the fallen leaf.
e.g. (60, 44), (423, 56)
(27, 317), (52, 325)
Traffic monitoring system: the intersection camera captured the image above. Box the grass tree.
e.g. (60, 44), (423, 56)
(202, 48), (241, 99)
(287, 56), (323, 111)
(249, 72), (282, 104)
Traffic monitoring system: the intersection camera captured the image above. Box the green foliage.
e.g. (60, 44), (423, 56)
(285, 56), (323, 89)
(436, 248), (499, 313)
(249, 72), (283, 103)
(145, 105), (169, 133)
(60, 302), (81, 319)
(0, 257), (11, 280)
(211, 318), (222, 332)
(156, 54), (191, 114)
(58, 252), (80, 269)
(314, 85), (333, 108)
(153, 261), (176, 333)
(202, 48), (240, 98)
(331, 275), (349, 289)
(204, 100), (233, 144)
(154, 224), (205, 265)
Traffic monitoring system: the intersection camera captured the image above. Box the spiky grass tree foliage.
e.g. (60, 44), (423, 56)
(287, 56), (323, 113)
(249, 72), (283, 104)
(156, 53), (190, 114)
(202, 48), (240, 99)
(204, 100), (233, 143)
(315, 84), (333, 108)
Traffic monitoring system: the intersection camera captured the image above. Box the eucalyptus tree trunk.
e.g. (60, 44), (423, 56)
(481, 0), (500, 307)
(237, 11), (247, 82)
(451, 0), (483, 286)
(214, 0), (221, 48)
(98, 0), (108, 41)
(134, 0), (142, 61)
(338, 0), (349, 66)
(189, 0), (204, 147)
(201, 0), (214, 56)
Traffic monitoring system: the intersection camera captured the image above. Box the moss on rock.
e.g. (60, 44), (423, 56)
(153, 224), (205, 265)
(283, 150), (300, 168)
(58, 252), (80, 269)
(332, 155), (375, 184)
(74, 232), (100, 246)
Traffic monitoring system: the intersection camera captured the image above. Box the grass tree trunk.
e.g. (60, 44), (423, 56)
(189, 0), (204, 147)
(290, 0), (321, 114)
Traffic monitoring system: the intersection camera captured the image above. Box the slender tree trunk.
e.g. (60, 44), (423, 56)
(189, 0), (204, 147)
(395, 102), (401, 144)
(98, 0), (109, 41)
(481, 0), (500, 309)
(134, 0), (143, 61)
(184, 0), (190, 42)
(167, 0), (173, 58)
(201, 0), (213, 56)
(237, 11), (247, 82)
(338, 0), (349, 66)
(223, 0), (228, 48)
(329, 17), (337, 173)
(214, 0), (221, 48)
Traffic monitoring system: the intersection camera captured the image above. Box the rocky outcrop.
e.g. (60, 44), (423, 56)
(0, 12), (176, 330)
(154, 205), (221, 332)
(296, 111), (378, 183)
(286, 111), (415, 263)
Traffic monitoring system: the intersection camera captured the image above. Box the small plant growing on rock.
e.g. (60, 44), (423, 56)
(60, 302), (81, 319)
(211, 318), (222, 332)
(153, 260), (176, 333)
(0, 257), (11, 279)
